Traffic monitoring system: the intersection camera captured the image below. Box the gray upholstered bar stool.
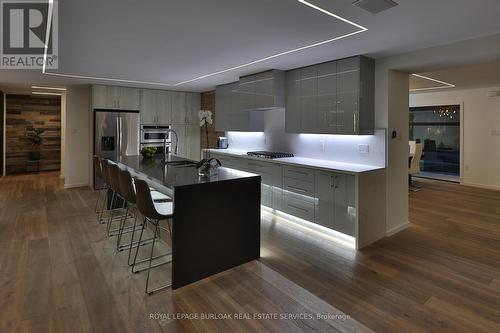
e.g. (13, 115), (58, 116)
(132, 177), (173, 294)
(116, 168), (166, 255)
(97, 159), (116, 224)
(93, 156), (106, 215)
(106, 162), (134, 237)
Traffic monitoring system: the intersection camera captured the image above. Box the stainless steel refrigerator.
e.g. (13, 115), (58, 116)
(94, 109), (140, 189)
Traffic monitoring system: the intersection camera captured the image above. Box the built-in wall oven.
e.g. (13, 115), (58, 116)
(140, 124), (171, 155)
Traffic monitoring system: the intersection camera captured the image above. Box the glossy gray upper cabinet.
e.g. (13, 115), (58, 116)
(215, 82), (264, 132)
(238, 70), (285, 110)
(317, 61), (338, 133)
(300, 66), (318, 133)
(285, 69), (301, 133)
(285, 55), (374, 135)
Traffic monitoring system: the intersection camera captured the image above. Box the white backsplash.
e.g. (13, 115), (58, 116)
(227, 109), (386, 167)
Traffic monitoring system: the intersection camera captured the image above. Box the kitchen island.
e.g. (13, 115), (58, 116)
(111, 155), (261, 289)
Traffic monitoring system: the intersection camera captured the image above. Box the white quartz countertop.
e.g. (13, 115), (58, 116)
(206, 149), (385, 174)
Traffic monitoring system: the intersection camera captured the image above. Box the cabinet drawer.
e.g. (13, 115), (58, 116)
(282, 195), (315, 222)
(247, 160), (274, 174)
(283, 176), (315, 200)
(261, 187), (273, 208)
(283, 165), (314, 183)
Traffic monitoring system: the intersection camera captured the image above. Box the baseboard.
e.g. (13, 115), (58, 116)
(386, 222), (409, 237)
(64, 182), (88, 189)
(460, 181), (500, 192)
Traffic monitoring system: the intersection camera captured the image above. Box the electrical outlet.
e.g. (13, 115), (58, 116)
(358, 144), (369, 154)
(320, 140), (325, 152)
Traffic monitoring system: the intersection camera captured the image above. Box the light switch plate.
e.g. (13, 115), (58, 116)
(358, 144), (369, 154)
(320, 140), (325, 152)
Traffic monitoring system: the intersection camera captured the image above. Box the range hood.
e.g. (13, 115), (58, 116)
(237, 69), (285, 111)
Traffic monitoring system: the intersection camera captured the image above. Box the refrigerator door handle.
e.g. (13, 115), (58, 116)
(116, 116), (120, 155)
(119, 116), (123, 156)
(118, 116), (123, 156)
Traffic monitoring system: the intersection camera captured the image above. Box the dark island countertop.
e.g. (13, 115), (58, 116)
(110, 154), (259, 191)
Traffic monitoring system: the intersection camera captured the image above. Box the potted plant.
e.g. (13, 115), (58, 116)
(26, 127), (45, 146)
(26, 127), (45, 167)
(196, 110), (220, 177)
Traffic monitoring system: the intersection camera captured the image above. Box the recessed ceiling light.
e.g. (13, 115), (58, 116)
(352, 0), (398, 14)
(31, 85), (66, 91)
(410, 74), (456, 92)
(42, 0), (367, 87)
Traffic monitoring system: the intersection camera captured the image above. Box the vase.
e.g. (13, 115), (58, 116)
(198, 161), (219, 178)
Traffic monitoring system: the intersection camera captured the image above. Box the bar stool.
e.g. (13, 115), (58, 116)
(93, 156), (106, 215)
(132, 177), (173, 294)
(116, 168), (167, 255)
(106, 163), (134, 237)
(98, 159), (116, 224)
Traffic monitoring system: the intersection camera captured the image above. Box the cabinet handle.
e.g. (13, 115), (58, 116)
(287, 185), (307, 193)
(287, 203), (309, 213)
(353, 113), (357, 133)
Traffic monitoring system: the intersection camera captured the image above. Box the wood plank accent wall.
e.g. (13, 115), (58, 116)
(5, 95), (61, 174)
(200, 91), (224, 150)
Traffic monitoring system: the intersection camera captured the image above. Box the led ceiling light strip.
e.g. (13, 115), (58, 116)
(410, 73), (455, 92)
(32, 91), (63, 96)
(31, 85), (66, 91)
(43, 0), (367, 87)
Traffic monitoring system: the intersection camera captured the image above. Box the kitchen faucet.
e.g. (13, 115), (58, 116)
(163, 129), (178, 161)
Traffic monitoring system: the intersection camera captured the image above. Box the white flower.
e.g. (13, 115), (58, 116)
(198, 110), (213, 127)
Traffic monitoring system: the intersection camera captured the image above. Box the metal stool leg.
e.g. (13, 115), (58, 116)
(145, 220), (172, 294)
(131, 217), (147, 273)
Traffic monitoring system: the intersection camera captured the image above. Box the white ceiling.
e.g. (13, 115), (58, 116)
(410, 60), (500, 92)
(4, 0), (500, 92)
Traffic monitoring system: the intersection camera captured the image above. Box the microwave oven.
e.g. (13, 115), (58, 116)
(141, 124), (171, 144)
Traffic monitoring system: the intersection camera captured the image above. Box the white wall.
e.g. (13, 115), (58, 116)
(410, 86), (500, 190)
(227, 108), (386, 167)
(374, 32), (500, 235)
(64, 85), (91, 188)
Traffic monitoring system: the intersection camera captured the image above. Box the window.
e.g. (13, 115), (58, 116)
(410, 105), (460, 179)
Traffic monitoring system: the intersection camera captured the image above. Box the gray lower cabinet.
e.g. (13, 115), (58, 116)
(208, 152), (358, 237)
(314, 171), (356, 236)
(285, 55), (374, 135)
(185, 125), (201, 161)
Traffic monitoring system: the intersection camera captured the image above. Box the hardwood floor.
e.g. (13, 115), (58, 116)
(1, 173), (499, 332)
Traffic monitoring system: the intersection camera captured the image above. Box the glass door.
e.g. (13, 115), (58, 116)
(409, 105), (460, 181)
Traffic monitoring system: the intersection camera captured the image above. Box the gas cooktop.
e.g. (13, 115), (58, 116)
(246, 151), (294, 159)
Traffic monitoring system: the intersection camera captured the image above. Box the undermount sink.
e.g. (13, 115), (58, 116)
(164, 160), (197, 167)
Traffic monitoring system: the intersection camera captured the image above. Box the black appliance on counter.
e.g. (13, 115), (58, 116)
(246, 151), (294, 159)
